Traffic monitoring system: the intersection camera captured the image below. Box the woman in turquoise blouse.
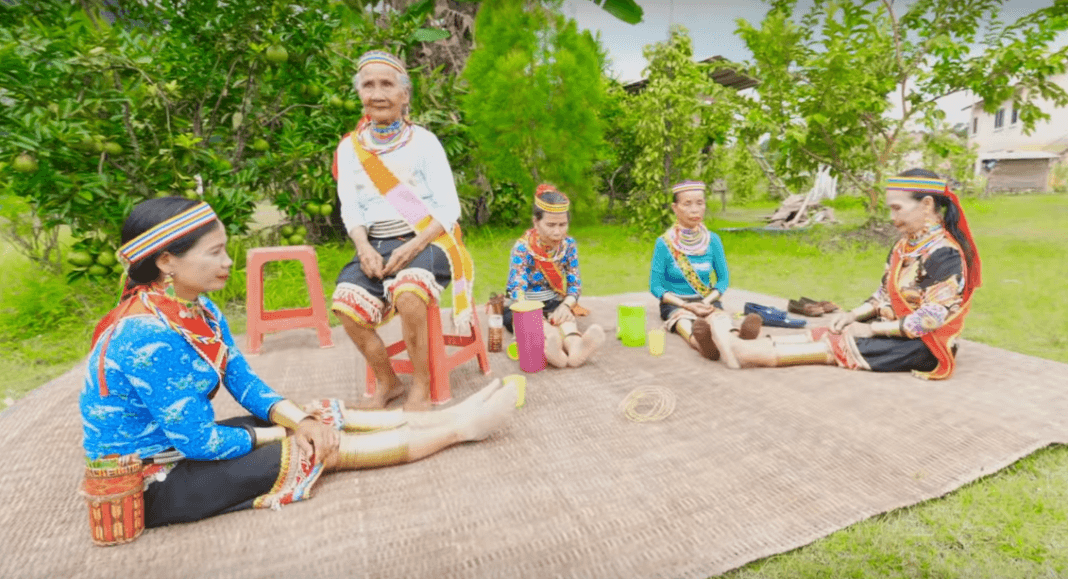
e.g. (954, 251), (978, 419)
(649, 181), (755, 360)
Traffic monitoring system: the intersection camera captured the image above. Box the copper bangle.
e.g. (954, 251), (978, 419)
(774, 342), (834, 367)
(270, 400), (311, 431)
(871, 320), (905, 338)
(334, 427), (410, 470)
(340, 408), (407, 432)
(252, 426), (288, 448)
(850, 302), (877, 321)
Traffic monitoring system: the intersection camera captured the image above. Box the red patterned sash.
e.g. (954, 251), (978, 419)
(522, 229), (568, 296)
(91, 286), (228, 397)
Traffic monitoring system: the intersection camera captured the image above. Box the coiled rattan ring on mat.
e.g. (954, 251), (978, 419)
(618, 386), (676, 422)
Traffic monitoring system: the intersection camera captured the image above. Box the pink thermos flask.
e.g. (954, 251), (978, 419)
(510, 292), (546, 373)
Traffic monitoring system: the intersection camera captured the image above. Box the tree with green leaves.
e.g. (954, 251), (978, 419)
(0, 0), (466, 276)
(627, 25), (737, 231)
(731, 0), (1068, 215)
(462, 0), (606, 223)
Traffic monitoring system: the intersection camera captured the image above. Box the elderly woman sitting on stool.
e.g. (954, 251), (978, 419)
(331, 50), (475, 411)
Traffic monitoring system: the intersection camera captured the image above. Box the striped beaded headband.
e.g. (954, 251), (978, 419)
(886, 176), (948, 194)
(534, 184), (569, 213)
(117, 202), (218, 268)
(671, 180), (706, 196)
(357, 50), (405, 74)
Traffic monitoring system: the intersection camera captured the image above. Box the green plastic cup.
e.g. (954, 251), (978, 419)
(617, 302), (646, 347)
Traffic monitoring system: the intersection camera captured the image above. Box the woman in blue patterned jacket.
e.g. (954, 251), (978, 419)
(503, 185), (604, 368)
(81, 197), (517, 528)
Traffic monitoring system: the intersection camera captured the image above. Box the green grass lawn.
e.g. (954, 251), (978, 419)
(1, 193), (1067, 576)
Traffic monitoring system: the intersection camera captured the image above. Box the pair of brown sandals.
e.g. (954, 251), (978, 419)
(690, 312), (763, 361)
(787, 297), (840, 317)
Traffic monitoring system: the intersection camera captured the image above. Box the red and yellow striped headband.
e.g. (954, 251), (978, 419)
(357, 50), (405, 74)
(534, 184), (569, 213)
(117, 202), (218, 268)
(886, 176), (948, 193)
(671, 180), (706, 196)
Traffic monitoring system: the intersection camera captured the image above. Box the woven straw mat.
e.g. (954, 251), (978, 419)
(2, 290), (1067, 579)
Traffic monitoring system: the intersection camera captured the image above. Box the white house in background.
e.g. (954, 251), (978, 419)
(965, 72), (1068, 192)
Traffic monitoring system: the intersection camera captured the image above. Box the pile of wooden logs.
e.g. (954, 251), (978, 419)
(764, 194), (838, 229)
(764, 165), (839, 229)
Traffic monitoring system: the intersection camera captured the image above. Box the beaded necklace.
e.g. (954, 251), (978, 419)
(670, 223), (711, 256)
(902, 222), (944, 258)
(355, 115), (414, 155)
(138, 287), (228, 378)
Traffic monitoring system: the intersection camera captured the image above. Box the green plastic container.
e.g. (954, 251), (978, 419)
(617, 302), (646, 347)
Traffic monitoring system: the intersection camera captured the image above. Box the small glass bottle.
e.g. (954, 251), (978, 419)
(487, 293), (504, 352)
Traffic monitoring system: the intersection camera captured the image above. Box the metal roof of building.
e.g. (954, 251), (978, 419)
(623, 56), (759, 94)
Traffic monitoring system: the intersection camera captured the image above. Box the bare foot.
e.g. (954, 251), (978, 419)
(707, 312), (740, 369)
(403, 383), (433, 412)
(690, 318), (721, 361)
(544, 329), (569, 368)
(567, 324), (605, 367)
(404, 379), (505, 428)
(737, 313), (763, 340)
(355, 380), (405, 409)
(456, 380), (518, 442)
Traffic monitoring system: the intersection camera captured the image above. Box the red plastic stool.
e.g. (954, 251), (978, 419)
(366, 303), (491, 405)
(245, 245), (334, 355)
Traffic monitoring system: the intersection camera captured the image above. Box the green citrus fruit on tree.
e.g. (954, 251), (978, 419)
(280, 238), (292, 246)
(251, 138), (270, 152)
(96, 252), (117, 267)
(295, 225), (308, 236)
(265, 44), (289, 64)
(306, 85), (322, 98)
(87, 264), (109, 276)
(328, 96), (343, 108)
(305, 202), (321, 216)
(289, 234), (305, 245)
(67, 251), (94, 268)
(103, 142), (123, 155)
(184, 189), (198, 200)
(343, 100), (357, 112)
(13, 153), (38, 173)
(112, 264), (124, 275)
(319, 203), (333, 216)
(280, 224), (295, 237)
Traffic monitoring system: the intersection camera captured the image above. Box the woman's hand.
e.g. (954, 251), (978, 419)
(549, 303), (575, 325)
(382, 239), (421, 277)
(294, 417), (339, 465)
(357, 243), (385, 279)
(829, 311), (857, 334)
(844, 323), (875, 339)
(684, 302), (715, 317)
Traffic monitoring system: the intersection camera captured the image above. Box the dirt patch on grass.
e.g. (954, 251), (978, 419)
(806, 219), (899, 252)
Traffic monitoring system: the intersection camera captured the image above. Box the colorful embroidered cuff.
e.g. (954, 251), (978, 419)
(270, 400), (311, 430)
(850, 302), (877, 321)
(252, 426), (288, 448)
(870, 320), (905, 337)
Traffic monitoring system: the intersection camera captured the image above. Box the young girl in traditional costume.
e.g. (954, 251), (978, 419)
(331, 50), (474, 411)
(702, 169), (981, 379)
(649, 180), (760, 360)
(81, 197), (517, 530)
(503, 185), (605, 368)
